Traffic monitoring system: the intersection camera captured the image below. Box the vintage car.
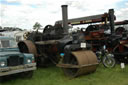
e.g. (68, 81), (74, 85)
(0, 36), (36, 81)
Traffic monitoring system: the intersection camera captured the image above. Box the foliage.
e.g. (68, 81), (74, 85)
(0, 26), (23, 31)
(33, 22), (42, 31)
(3, 27), (23, 31)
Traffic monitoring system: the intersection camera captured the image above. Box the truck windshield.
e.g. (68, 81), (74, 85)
(0, 39), (17, 48)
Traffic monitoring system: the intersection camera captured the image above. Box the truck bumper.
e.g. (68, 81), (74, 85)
(0, 63), (36, 76)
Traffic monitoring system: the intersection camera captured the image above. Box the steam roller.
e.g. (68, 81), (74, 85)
(57, 50), (98, 77)
(18, 5), (99, 77)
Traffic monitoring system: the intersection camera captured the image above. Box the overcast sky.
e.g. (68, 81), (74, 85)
(0, 0), (128, 29)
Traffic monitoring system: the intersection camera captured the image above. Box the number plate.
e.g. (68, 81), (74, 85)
(80, 43), (86, 48)
(121, 63), (125, 69)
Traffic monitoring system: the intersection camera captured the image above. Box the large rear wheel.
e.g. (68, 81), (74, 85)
(0, 77), (3, 82)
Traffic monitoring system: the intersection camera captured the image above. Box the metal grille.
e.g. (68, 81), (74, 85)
(7, 56), (23, 66)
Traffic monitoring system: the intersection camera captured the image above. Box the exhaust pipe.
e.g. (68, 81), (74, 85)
(109, 9), (115, 35)
(61, 5), (68, 33)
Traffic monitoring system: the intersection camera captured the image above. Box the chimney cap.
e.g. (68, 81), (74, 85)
(61, 5), (68, 7)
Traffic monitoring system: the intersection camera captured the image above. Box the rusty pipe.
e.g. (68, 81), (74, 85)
(109, 9), (115, 35)
(61, 5), (68, 33)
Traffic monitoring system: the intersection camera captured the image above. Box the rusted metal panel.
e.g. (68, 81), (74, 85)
(57, 63), (98, 68)
(115, 20), (128, 25)
(56, 14), (107, 25)
(35, 40), (59, 45)
(61, 5), (68, 33)
(18, 40), (38, 57)
(72, 50), (98, 65)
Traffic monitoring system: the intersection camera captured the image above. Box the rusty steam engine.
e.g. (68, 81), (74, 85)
(55, 7), (128, 67)
(18, 5), (98, 77)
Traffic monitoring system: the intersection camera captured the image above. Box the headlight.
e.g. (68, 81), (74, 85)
(0, 61), (6, 67)
(32, 56), (34, 59)
(27, 59), (31, 63)
(108, 54), (114, 57)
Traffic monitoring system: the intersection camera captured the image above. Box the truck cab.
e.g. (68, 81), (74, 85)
(0, 36), (36, 81)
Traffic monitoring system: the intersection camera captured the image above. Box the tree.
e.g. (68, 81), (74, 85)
(33, 22), (42, 31)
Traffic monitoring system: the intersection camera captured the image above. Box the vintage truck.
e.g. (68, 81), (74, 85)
(0, 36), (36, 81)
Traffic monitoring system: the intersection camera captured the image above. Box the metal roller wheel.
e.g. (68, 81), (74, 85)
(18, 40), (38, 57)
(60, 50), (98, 77)
(43, 25), (54, 34)
(62, 53), (78, 77)
(115, 27), (125, 34)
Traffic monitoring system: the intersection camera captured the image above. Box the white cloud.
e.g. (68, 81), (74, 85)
(125, 2), (128, 6)
(1, 0), (127, 29)
(116, 8), (128, 21)
(20, 0), (43, 5)
(0, 3), (2, 26)
(6, 0), (43, 5)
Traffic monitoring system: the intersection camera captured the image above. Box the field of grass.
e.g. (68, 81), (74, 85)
(0, 64), (128, 85)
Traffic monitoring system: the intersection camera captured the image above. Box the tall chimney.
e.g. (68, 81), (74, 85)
(61, 5), (68, 33)
(109, 9), (115, 35)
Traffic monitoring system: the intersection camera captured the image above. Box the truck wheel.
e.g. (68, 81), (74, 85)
(21, 71), (33, 78)
(0, 77), (4, 83)
(102, 56), (116, 68)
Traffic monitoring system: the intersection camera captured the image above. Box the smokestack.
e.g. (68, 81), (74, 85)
(109, 9), (115, 35)
(61, 5), (68, 33)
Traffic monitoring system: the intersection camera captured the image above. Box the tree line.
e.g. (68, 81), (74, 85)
(0, 22), (42, 31)
(0, 26), (23, 31)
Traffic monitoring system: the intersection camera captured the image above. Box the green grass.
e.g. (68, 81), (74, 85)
(1, 64), (128, 85)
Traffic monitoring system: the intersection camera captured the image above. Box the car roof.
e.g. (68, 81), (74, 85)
(0, 36), (14, 40)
